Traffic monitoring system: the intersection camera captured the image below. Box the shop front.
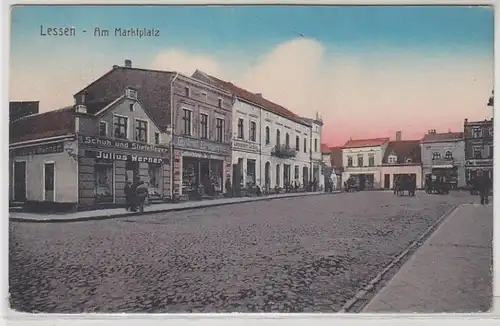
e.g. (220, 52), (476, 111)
(77, 135), (170, 209)
(465, 159), (493, 184)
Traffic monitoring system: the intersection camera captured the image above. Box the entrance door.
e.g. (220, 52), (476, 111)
(44, 162), (55, 202)
(384, 174), (390, 189)
(13, 161), (27, 202)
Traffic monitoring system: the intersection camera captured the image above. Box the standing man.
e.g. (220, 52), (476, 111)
(477, 170), (492, 205)
(124, 180), (134, 211)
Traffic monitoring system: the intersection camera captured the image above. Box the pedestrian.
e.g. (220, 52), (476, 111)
(477, 170), (492, 205)
(124, 180), (134, 211)
(135, 180), (149, 212)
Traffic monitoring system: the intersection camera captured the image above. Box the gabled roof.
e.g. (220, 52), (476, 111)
(330, 146), (343, 168)
(321, 143), (330, 154)
(343, 137), (390, 149)
(193, 70), (311, 127)
(421, 132), (463, 143)
(382, 140), (422, 164)
(74, 66), (177, 131)
(10, 106), (75, 143)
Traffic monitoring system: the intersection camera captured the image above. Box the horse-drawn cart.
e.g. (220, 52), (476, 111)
(393, 174), (416, 196)
(425, 174), (450, 194)
(344, 176), (360, 192)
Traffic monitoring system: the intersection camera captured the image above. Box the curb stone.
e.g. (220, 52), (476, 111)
(337, 203), (462, 313)
(10, 191), (339, 223)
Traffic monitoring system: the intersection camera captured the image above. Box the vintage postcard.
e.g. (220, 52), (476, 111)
(8, 4), (493, 314)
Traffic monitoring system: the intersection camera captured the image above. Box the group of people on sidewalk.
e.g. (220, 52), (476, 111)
(124, 177), (149, 212)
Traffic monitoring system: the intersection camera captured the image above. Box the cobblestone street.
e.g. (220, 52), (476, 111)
(9, 191), (473, 313)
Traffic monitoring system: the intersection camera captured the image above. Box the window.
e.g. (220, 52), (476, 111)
(265, 126), (270, 144)
(135, 119), (148, 142)
(237, 118), (244, 139)
(432, 152), (441, 160)
(445, 151), (453, 159)
(304, 138), (307, 153)
(201, 92), (207, 101)
(473, 127), (482, 138)
(388, 155), (397, 164)
(126, 89), (137, 99)
(250, 121), (257, 142)
(276, 130), (281, 146)
(357, 154), (364, 167)
(314, 139), (318, 152)
(489, 145), (494, 159)
(347, 156), (353, 167)
(154, 132), (160, 145)
(94, 162), (113, 202)
(295, 136), (300, 151)
(129, 103), (134, 112)
(218, 98), (223, 108)
(489, 127), (494, 137)
(474, 146), (482, 159)
(99, 121), (107, 137)
(182, 109), (192, 136)
(113, 115), (128, 139)
(294, 165), (299, 180)
(285, 133), (290, 147)
(184, 87), (190, 97)
(148, 164), (163, 197)
(216, 118), (224, 142)
(200, 113), (208, 139)
(44, 163), (55, 193)
(368, 154), (375, 166)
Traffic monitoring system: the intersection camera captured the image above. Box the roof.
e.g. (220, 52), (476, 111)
(10, 106), (75, 143)
(75, 66), (176, 131)
(343, 137), (390, 149)
(330, 146), (343, 168)
(421, 132), (463, 143)
(382, 140), (422, 164)
(321, 143), (330, 154)
(192, 70), (310, 127)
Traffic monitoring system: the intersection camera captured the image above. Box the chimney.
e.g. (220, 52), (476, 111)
(395, 131), (402, 141)
(124, 59), (132, 68)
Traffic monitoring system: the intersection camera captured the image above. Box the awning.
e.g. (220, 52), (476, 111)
(432, 164), (454, 169)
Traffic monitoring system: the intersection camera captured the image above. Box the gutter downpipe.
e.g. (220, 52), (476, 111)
(170, 72), (180, 200)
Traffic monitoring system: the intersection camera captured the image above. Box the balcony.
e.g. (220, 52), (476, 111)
(271, 144), (297, 158)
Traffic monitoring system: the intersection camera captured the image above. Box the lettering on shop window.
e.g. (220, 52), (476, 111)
(79, 135), (168, 154)
(86, 150), (166, 164)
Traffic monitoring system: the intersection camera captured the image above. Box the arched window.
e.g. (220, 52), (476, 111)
(285, 133), (290, 147)
(265, 126), (270, 144)
(445, 151), (453, 159)
(276, 130), (281, 146)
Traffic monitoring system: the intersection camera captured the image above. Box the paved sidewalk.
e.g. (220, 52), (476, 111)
(10, 191), (335, 223)
(362, 203), (493, 313)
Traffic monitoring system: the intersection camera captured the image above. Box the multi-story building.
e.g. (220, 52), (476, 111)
(341, 138), (390, 189)
(303, 117), (325, 189)
(192, 70), (316, 192)
(9, 86), (172, 211)
(463, 118), (493, 182)
(74, 60), (234, 201)
(420, 130), (465, 188)
(380, 139), (423, 189)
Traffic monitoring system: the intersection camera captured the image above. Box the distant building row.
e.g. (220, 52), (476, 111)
(9, 60), (325, 211)
(322, 120), (493, 190)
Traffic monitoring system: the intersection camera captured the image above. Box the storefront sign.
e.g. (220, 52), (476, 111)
(79, 136), (169, 154)
(174, 136), (230, 154)
(12, 142), (65, 156)
(233, 139), (259, 152)
(181, 150), (225, 160)
(86, 150), (166, 164)
(465, 159), (493, 166)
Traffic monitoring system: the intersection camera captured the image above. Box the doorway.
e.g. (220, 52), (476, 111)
(126, 161), (139, 184)
(13, 161), (27, 202)
(44, 162), (55, 202)
(384, 174), (390, 189)
(358, 174), (366, 190)
(264, 162), (270, 191)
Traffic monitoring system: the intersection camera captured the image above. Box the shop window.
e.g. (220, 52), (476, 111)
(246, 160), (256, 186)
(250, 121), (257, 142)
(347, 156), (353, 167)
(99, 121), (108, 137)
(216, 118), (224, 142)
(200, 113), (209, 139)
(295, 136), (300, 151)
(368, 154), (375, 166)
(135, 119), (148, 142)
(113, 115), (128, 139)
(304, 138), (307, 153)
(148, 164), (163, 197)
(95, 162), (113, 202)
(182, 109), (192, 136)
(265, 126), (270, 144)
(237, 118), (244, 139)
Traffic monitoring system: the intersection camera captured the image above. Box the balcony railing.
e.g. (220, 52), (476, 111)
(271, 145), (297, 158)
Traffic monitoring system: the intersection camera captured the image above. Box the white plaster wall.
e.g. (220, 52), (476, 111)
(342, 144), (387, 168)
(11, 140), (78, 203)
(380, 165), (423, 189)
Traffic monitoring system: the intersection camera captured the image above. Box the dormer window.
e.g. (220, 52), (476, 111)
(406, 158), (413, 163)
(126, 88), (137, 100)
(388, 155), (397, 164)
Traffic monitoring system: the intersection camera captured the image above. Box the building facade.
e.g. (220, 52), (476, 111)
(463, 118), (493, 182)
(420, 130), (466, 188)
(380, 140), (423, 189)
(341, 138), (390, 190)
(304, 117), (325, 189)
(330, 146), (344, 189)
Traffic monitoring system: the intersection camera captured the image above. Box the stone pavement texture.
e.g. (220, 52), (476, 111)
(9, 191), (474, 313)
(362, 203), (493, 313)
(9, 191), (330, 222)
